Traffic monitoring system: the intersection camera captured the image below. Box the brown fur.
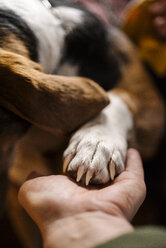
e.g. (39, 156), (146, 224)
(0, 35), (110, 247)
(0, 21), (165, 248)
(112, 59), (165, 158)
(0, 31), (30, 58)
(0, 48), (109, 136)
(107, 30), (165, 158)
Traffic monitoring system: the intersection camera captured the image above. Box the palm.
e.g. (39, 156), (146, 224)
(19, 149), (145, 225)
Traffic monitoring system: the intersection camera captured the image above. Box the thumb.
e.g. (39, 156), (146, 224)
(125, 148), (145, 180)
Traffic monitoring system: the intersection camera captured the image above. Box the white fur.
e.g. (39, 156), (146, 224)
(52, 6), (84, 33)
(40, 0), (52, 9)
(0, 0), (83, 73)
(64, 92), (133, 184)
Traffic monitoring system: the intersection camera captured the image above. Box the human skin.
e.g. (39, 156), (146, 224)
(18, 149), (146, 248)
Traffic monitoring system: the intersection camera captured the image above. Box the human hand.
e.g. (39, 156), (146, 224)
(18, 149), (146, 248)
(149, 0), (166, 39)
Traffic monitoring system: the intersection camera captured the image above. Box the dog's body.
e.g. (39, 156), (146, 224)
(0, 0), (165, 246)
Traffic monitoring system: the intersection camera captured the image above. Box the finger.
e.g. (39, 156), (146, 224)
(116, 149), (146, 219)
(18, 175), (46, 209)
(125, 148), (144, 180)
(99, 149), (146, 220)
(18, 175), (74, 224)
(18, 174), (86, 223)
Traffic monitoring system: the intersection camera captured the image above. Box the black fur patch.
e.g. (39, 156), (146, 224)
(49, 0), (127, 90)
(60, 10), (123, 90)
(0, 9), (38, 61)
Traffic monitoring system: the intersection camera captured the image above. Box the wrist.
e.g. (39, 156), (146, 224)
(42, 211), (133, 248)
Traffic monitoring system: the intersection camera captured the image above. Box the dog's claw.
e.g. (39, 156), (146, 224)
(76, 166), (85, 182)
(63, 155), (73, 173)
(109, 160), (116, 180)
(85, 170), (93, 186)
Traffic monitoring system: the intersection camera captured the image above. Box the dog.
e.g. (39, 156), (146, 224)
(0, 0), (165, 246)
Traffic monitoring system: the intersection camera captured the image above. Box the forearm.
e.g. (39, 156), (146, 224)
(42, 211), (133, 248)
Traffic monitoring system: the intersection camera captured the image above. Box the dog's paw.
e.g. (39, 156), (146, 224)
(63, 93), (133, 185)
(63, 129), (127, 185)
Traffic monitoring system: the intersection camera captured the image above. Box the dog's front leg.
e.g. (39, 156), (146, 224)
(0, 49), (109, 136)
(63, 92), (133, 185)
